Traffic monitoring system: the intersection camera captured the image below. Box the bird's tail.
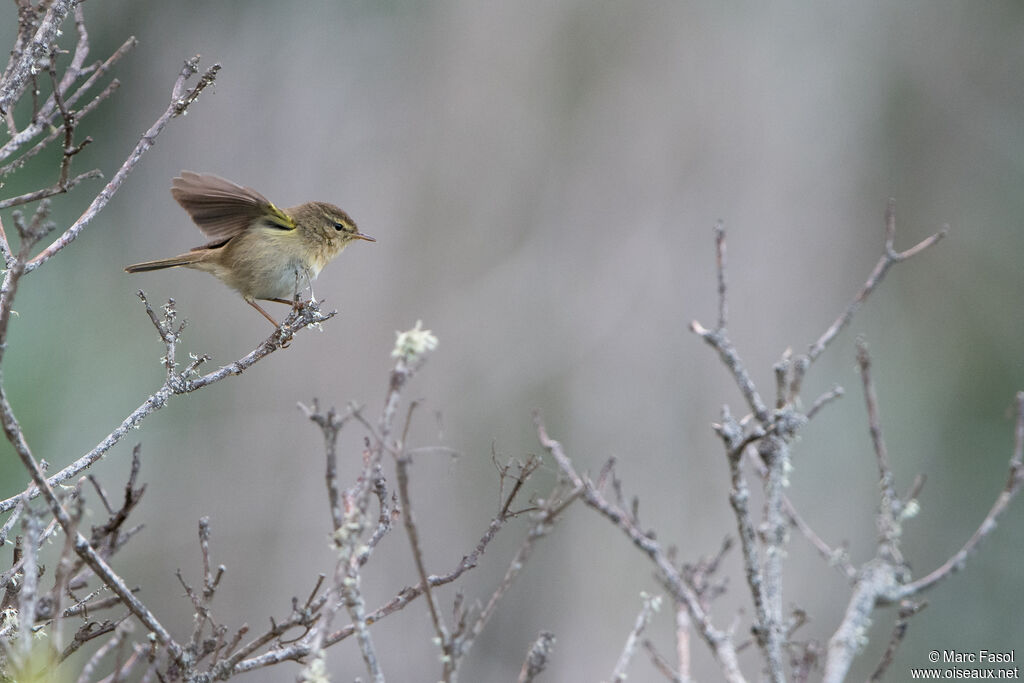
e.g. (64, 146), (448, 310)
(124, 253), (203, 273)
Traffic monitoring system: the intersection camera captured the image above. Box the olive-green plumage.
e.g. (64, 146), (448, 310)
(125, 172), (374, 325)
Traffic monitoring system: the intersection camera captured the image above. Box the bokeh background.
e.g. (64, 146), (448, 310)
(3, 1), (1024, 680)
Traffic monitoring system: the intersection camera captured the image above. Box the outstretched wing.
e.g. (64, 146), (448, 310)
(170, 171), (295, 241)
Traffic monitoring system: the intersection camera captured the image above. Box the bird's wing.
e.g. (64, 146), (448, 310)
(170, 171), (295, 241)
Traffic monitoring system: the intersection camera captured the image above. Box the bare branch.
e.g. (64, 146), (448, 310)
(731, 439), (785, 681)
(675, 601), (692, 683)
(782, 495), (856, 581)
(869, 600), (926, 682)
(0, 0), (76, 116)
(0, 295), (333, 515)
(457, 472), (568, 664)
(856, 338), (902, 558)
(232, 459), (544, 676)
(689, 320), (770, 423)
(0, 169), (102, 210)
(824, 386), (1024, 681)
(823, 559), (901, 683)
(299, 399), (355, 532)
(713, 220), (727, 330)
(295, 492), (381, 678)
(609, 594), (661, 683)
(790, 200), (946, 397)
(535, 413), (748, 683)
(644, 638), (683, 683)
(0, 36), (135, 168)
(395, 442), (450, 676)
(73, 618), (134, 683)
(0, 215), (13, 268)
(517, 631), (556, 683)
(805, 384), (844, 420)
(0, 390), (185, 666)
(898, 392), (1024, 598)
(24, 56), (220, 273)
(689, 224), (770, 422)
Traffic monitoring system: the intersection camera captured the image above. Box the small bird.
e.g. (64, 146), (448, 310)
(125, 172), (374, 326)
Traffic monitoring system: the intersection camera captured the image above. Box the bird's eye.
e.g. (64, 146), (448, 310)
(332, 221), (346, 232)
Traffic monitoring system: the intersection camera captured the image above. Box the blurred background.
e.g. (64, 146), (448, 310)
(3, 1), (1024, 680)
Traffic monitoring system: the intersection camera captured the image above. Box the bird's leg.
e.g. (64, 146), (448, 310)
(292, 267), (303, 309)
(247, 298), (294, 348)
(292, 266), (316, 309)
(245, 298), (281, 327)
(306, 276), (317, 307)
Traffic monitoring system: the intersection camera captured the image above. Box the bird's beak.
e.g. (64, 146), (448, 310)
(354, 232), (376, 242)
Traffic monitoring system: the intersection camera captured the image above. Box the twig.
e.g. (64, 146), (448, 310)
(0, 495), (24, 547)
(781, 495), (856, 581)
(358, 462), (393, 566)
(0, 169), (102, 210)
(709, 399), (784, 682)
(0, 35), (135, 168)
(609, 594), (661, 683)
(267, 498), (564, 679)
(337, 498), (384, 682)
(743, 442), (857, 581)
(395, 443), (450, 677)
(805, 384), (844, 420)
(306, 324), (437, 680)
(731, 439), (783, 680)
(1, 64), (224, 680)
(24, 56), (220, 273)
(302, 469), (384, 683)
(0, 505), (62, 595)
(74, 618), (134, 683)
(50, 486), (87, 651)
(789, 200), (946, 398)
(0, 202), (52, 367)
(689, 319), (770, 423)
(535, 413), (747, 683)
(689, 222), (770, 422)
(60, 5), (91, 97)
(0, 215), (12, 268)
(178, 517), (225, 661)
(897, 391), (1024, 598)
(644, 638), (683, 683)
(1, 292), (329, 677)
(869, 600), (926, 682)
(675, 600), (692, 683)
(299, 399), (354, 532)
(823, 558), (901, 683)
(17, 505), (43, 660)
(235, 466), (556, 675)
(517, 631), (556, 683)
(856, 339), (902, 558)
(687, 209), (948, 683)
(0, 294), (333, 514)
(457, 468), (569, 666)
(0, 0), (75, 116)
(209, 579), (323, 677)
(297, 333), (436, 683)
(0, 394), (184, 665)
(0, 77), (121, 178)
(823, 387), (1024, 682)
(713, 220), (727, 330)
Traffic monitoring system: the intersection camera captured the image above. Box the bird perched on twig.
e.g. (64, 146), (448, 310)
(125, 172), (374, 326)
